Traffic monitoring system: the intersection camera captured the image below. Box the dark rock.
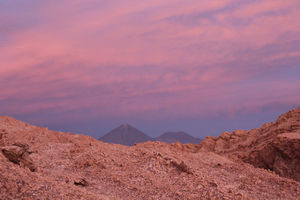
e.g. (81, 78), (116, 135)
(74, 178), (89, 187)
(170, 160), (192, 174)
(1, 143), (36, 172)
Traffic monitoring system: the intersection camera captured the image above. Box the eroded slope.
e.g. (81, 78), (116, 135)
(199, 107), (300, 181)
(0, 116), (299, 199)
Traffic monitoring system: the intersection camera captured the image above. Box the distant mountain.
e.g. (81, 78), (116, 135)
(98, 124), (153, 146)
(155, 131), (202, 144)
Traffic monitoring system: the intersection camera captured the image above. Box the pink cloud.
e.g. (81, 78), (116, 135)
(1, 0), (300, 123)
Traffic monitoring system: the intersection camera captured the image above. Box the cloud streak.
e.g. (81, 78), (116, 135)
(0, 0), (299, 133)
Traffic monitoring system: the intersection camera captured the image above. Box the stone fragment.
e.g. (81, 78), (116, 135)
(74, 178), (89, 187)
(1, 143), (36, 172)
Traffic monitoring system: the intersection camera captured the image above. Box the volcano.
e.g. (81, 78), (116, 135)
(99, 124), (153, 146)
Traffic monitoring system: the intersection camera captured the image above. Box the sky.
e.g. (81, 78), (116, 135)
(0, 0), (300, 138)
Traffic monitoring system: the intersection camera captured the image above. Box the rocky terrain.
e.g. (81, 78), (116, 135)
(0, 108), (300, 199)
(198, 107), (300, 182)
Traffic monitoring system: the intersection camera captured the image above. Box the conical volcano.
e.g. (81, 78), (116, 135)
(98, 124), (153, 146)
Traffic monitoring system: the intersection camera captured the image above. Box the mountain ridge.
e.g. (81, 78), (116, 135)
(99, 125), (202, 145)
(155, 131), (202, 144)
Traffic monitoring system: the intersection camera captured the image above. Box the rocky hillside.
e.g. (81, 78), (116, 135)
(0, 113), (300, 199)
(198, 107), (300, 182)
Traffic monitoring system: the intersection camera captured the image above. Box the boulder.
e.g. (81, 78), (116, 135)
(1, 143), (36, 172)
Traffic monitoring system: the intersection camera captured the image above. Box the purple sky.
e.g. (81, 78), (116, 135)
(1, 0), (300, 138)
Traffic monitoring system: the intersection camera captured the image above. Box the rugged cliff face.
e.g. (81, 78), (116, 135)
(0, 111), (300, 199)
(199, 107), (300, 182)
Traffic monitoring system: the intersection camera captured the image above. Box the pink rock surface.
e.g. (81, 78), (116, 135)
(199, 107), (300, 182)
(0, 112), (300, 199)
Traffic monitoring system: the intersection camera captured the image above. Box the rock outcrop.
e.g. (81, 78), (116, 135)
(198, 107), (300, 181)
(2, 143), (36, 172)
